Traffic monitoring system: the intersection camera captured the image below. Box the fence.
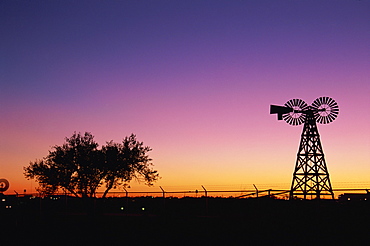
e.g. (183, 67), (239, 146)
(12, 187), (369, 200)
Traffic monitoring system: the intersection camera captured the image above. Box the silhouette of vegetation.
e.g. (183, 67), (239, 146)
(24, 132), (159, 198)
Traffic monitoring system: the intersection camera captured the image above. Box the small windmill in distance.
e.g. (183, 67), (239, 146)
(270, 97), (339, 200)
(0, 178), (10, 194)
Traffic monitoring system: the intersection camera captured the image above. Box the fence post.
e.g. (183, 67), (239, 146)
(160, 186), (166, 211)
(253, 184), (259, 198)
(160, 186), (165, 198)
(123, 187), (129, 213)
(201, 185), (207, 198)
(201, 185), (208, 215)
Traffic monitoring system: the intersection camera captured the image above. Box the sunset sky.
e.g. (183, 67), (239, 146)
(1, 0), (369, 195)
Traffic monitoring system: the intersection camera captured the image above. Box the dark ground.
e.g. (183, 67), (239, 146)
(0, 196), (368, 245)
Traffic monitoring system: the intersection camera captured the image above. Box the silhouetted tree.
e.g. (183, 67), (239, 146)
(101, 135), (158, 198)
(24, 132), (159, 198)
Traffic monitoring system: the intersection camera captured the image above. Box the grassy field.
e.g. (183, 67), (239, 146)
(0, 197), (368, 245)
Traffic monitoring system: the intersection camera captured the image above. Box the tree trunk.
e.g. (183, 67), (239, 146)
(67, 188), (79, 198)
(102, 182), (114, 199)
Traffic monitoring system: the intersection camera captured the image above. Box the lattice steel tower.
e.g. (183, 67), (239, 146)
(270, 97), (339, 199)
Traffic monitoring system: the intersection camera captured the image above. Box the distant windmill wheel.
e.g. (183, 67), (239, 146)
(312, 97), (339, 124)
(282, 99), (308, 126)
(0, 179), (9, 192)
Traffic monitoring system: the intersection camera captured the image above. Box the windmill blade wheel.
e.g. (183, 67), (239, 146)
(282, 99), (308, 125)
(312, 97), (339, 124)
(0, 179), (9, 192)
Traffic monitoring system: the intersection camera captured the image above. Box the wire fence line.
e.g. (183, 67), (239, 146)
(11, 181), (370, 199)
(96, 188), (369, 198)
(11, 187), (369, 199)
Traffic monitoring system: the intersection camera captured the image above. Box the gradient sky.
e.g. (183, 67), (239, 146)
(1, 0), (369, 195)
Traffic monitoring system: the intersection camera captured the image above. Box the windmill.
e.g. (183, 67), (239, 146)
(0, 178), (9, 194)
(270, 97), (339, 199)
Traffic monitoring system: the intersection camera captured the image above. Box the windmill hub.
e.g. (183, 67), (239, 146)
(270, 97), (339, 200)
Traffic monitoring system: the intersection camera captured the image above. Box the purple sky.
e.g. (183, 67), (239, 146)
(1, 0), (369, 194)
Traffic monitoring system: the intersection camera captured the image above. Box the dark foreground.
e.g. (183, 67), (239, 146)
(0, 196), (369, 245)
